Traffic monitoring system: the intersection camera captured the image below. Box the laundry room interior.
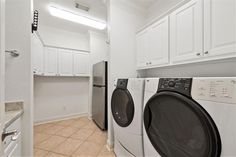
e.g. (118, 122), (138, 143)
(0, 0), (235, 157)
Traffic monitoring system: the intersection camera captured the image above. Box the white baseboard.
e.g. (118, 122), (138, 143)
(34, 112), (88, 125)
(88, 116), (92, 120)
(106, 139), (114, 152)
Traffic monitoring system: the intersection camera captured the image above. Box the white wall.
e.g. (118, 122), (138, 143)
(38, 25), (89, 51)
(88, 31), (108, 118)
(5, 0), (33, 155)
(0, 1), (5, 155)
(90, 31), (108, 64)
(142, 59), (236, 77)
(34, 25), (91, 123)
(34, 77), (89, 123)
(107, 0), (145, 147)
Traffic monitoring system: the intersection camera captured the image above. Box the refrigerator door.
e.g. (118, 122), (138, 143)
(92, 85), (107, 130)
(93, 61), (107, 86)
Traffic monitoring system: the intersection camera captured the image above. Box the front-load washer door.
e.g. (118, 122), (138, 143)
(144, 91), (221, 157)
(111, 88), (134, 127)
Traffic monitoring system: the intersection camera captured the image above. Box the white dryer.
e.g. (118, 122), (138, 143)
(111, 78), (144, 157)
(143, 78), (236, 157)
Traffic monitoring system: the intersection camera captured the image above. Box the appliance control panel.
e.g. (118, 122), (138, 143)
(116, 79), (128, 89)
(192, 78), (236, 104)
(158, 78), (192, 97)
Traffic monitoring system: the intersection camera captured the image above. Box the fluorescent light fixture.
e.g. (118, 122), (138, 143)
(49, 6), (106, 30)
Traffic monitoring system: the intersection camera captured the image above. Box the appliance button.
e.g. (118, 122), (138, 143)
(168, 81), (175, 87)
(184, 87), (188, 91)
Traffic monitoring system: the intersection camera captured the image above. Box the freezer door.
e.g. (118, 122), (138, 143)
(93, 61), (107, 86)
(92, 85), (106, 130)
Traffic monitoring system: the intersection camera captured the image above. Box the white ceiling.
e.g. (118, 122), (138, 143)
(34, 0), (160, 33)
(34, 0), (107, 33)
(127, 0), (159, 9)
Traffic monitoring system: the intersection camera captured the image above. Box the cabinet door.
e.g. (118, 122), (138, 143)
(73, 52), (90, 76)
(136, 29), (148, 68)
(44, 47), (58, 76)
(32, 34), (44, 75)
(7, 143), (21, 157)
(170, 0), (203, 63)
(58, 49), (73, 76)
(204, 0), (236, 57)
(148, 16), (169, 66)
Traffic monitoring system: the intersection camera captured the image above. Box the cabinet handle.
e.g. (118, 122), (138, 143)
(2, 130), (17, 141)
(196, 53), (201, 56)
(146, 62), (148, 65)
(204, 51), (209, 55)
(149, 62), (152, 65)
(11, 131), (20, 141)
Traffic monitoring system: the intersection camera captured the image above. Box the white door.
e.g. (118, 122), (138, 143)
(0, 0), (5, 155)
(136, 29), (148, 68)
(170, 0), (203, 63)
(73, 51), (90, 76)
(32, 33), (44, 75)
(58, 49), (73, 76)
(44, 47), (58, 76)
(148, 16), (169, 67)
(204, 0), (236, 57)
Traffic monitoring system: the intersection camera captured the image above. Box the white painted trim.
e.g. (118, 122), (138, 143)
(89, 31), (106, 38)
(106, 139), (114, 151)
(44, 45), (90, 53)
(35, 31), (45, 46)
(137, 55), (236, 71)
(35, 31), (90, 53)
(34, 112), (88, 125)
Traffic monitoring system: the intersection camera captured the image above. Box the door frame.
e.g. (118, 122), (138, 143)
(0, 0), (5, 155)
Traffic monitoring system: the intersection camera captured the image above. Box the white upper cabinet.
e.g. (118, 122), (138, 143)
(73, 51), (90, 76)
(38, 47), (90, 77)
(204, 0), (236, 57)
(148, 16), (169, 66)
(44, 47), (58, 76)
(58, 49), (73, 76)
(136, 0), (235, 69)
(136, 16), (169, 69)
(32, 33), (44, 75)
(170, 0), (203, 63)
(136, 29), (148, 68)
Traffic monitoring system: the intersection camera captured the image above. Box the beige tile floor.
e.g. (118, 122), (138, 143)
(34, 117), (116, 157)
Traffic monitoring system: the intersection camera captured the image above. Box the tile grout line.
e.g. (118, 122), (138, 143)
(34, 117), (111, 157)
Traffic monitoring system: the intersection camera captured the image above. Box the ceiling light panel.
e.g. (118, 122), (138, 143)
(49, 6), (106, 30)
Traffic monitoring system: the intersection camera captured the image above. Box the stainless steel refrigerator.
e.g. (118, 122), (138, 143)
(92, 61), (107, 130)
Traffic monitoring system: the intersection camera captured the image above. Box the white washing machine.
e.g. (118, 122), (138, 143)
(143, 77), (236, 157)
(111, 78), (144, 157)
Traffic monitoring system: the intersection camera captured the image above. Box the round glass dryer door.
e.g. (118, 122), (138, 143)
(111, 88), (134, 127)
(144, 91), (221, 157)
